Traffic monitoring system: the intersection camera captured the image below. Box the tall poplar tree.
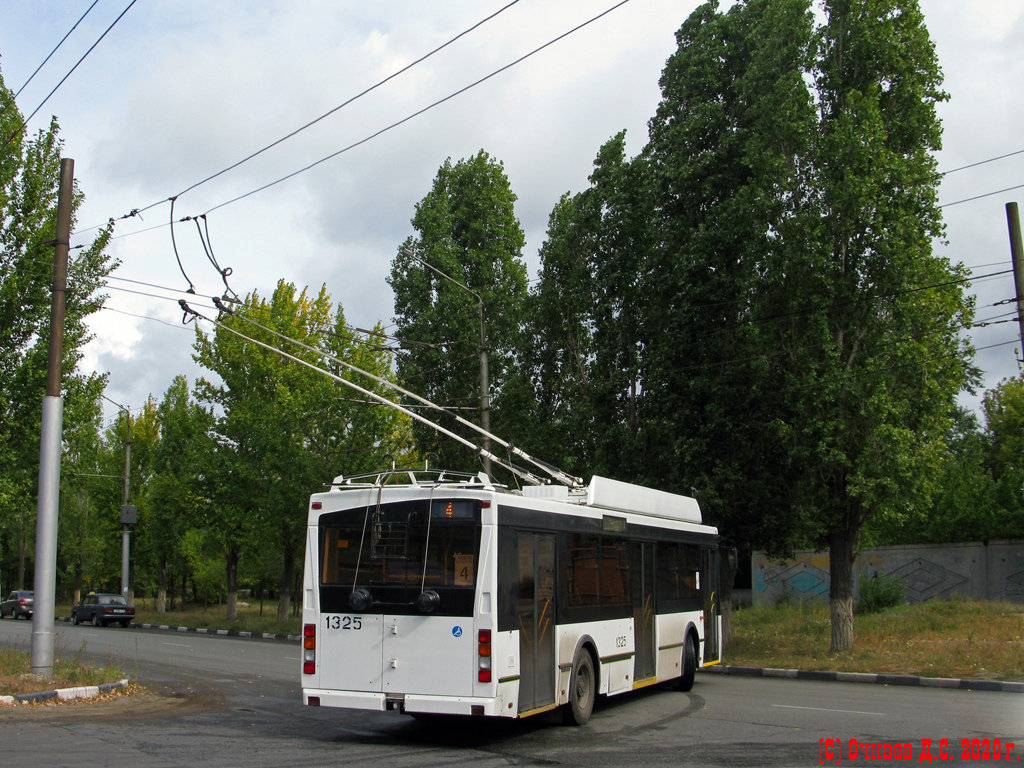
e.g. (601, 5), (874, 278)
(641, 0), (819, 641)
(0, 69), (114, 590)
(792, 0), (972, 651)
(389, 150), (528, 472)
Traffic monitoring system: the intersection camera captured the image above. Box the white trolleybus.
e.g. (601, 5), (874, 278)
(301, 467), (721, 725)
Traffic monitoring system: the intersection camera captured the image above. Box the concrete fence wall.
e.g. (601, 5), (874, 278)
(752, 539), (1024, 605)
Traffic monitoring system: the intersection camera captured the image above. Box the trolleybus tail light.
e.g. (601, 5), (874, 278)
(478, 629), (492, 682)
(303, 623), (316, 674)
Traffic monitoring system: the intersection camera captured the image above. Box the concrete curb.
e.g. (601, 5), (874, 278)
(54, 615), (300, 643)
(0, 678), (130, 706)
(700, 664), (1024, 693)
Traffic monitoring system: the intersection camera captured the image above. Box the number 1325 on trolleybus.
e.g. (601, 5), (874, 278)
(301, 468), (721, 725)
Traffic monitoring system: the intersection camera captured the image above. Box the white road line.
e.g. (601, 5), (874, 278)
(162, 642), (192, 647)
(772, 704), (884, 716)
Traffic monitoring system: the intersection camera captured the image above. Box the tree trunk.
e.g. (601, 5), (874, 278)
(225, 550), (239, 621)
(17, 520), (26, 589)
(829, 529), (856, 653)
(73, 543), (83, 607)
(157, 559), (167, 613)
(277, 546), (294, 625)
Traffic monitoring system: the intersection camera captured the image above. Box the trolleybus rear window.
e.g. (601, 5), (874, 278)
(317, 498), (481, 615)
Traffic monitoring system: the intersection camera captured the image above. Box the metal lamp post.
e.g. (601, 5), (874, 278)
(102, 395), (133, 606)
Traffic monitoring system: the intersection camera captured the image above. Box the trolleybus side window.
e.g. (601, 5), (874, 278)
(566, 534), (630, 607)
(655, 541), (702, 612)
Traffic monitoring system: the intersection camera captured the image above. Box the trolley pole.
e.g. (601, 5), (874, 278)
(1007, 202), (1024, 358)
(30, 157), (74, 677)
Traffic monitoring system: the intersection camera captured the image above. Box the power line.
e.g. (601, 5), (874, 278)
(99, 304), (202, 332)
(74, 2), (522, 236)
(201, 0), (634, 217)
(157, 0), (522, 212)
(0, 0), (99, 121)
(940, 148), (1024, 177)
(2, 0), (138, 151)
(940, 183), (1024, 209)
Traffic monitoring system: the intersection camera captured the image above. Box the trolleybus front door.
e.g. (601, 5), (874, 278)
(517, 531), (556, 714)
(631, 541), (656, 684)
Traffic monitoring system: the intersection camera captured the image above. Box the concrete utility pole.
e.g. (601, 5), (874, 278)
(404, 250), (491, 477)
(31, 157), (74, 677)
(1007, 202), (1024, 359)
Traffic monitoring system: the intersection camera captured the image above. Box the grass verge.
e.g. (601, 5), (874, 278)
(726, 596), (1024, 681)
(0, 646), (127, 697)
(132, 602), (300, 637)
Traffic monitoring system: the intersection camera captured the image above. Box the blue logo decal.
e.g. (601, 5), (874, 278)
(452, 626), (463, 637)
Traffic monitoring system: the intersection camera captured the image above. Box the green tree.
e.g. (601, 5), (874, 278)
(86, 399), (160, 595)
(864, 406), (1003, 545)
(982, 377), (1024, 537)
(57, 380), (105, 603)
(389, 150), (528, 474)
(194, 281), (413, 621)
(0, 68), (114, 591)
(146, 375), (215, 612)
(525, 191), (599, 476)
(526, 133), (655, 482)
(640, 0), (818, 643)
(787, 0), (973, 651)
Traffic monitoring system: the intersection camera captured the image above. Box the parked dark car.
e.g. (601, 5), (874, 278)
(0, 590), (34, 619)
(71, 593), (135, 627)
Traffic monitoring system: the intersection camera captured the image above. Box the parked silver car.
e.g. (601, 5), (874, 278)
(0, 590), (34, 619)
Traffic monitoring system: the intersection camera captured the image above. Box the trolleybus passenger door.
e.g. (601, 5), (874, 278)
(630, 541), (656, 684)
(701, 547), (721, 663)
(517, 532), (556, 714)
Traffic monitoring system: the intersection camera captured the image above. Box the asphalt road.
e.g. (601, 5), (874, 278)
(1, 617), (1021, 767)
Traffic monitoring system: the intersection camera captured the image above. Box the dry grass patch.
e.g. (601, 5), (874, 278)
(727, 597), (1024, 681)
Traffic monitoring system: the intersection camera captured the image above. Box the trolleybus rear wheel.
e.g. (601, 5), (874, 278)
(674, 634), (697, 692)
(563, 649), (595, 726)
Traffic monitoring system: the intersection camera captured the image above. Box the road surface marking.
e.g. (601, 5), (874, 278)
(772, 704), (884, 716)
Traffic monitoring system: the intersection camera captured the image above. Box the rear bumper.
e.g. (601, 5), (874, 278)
(302, 688), (510, 717)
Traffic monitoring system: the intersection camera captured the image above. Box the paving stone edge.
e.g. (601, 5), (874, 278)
(0, 678), (129, 706)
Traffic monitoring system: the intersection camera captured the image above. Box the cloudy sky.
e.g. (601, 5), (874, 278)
(1, 0), (1023, 429)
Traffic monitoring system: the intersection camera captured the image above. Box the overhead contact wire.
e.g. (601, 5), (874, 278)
(203, 0), (635, 215)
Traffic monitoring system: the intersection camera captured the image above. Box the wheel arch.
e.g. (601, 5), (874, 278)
(569, 634), (600, 695)
(683, 620), (703, 666)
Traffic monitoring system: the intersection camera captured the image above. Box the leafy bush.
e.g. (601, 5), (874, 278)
(856, 572), (905, 614)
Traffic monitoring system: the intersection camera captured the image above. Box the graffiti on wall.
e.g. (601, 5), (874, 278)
(752, 541), (1024, 605)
